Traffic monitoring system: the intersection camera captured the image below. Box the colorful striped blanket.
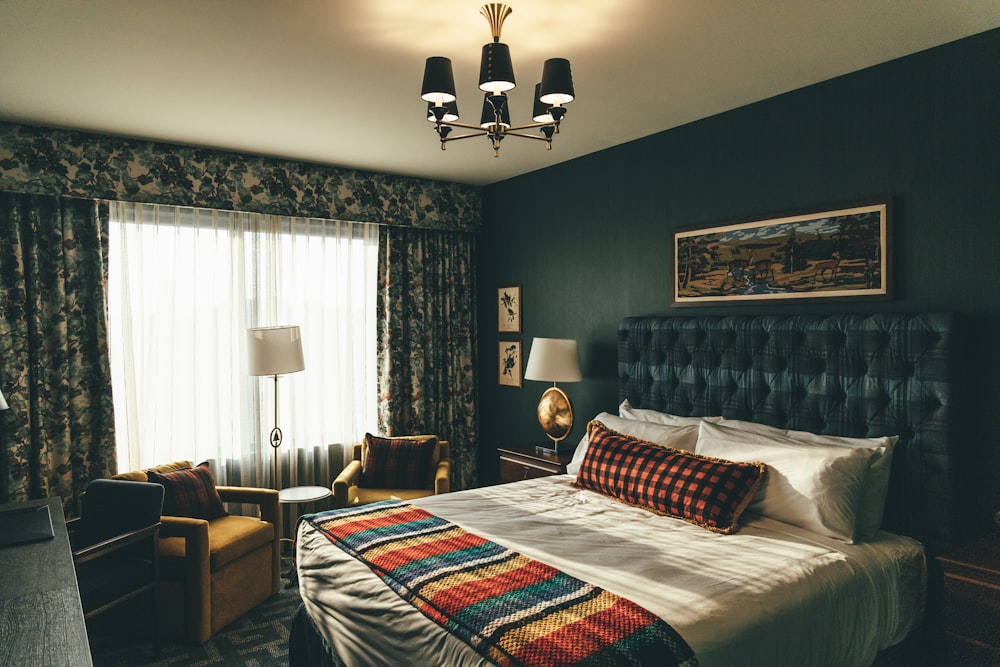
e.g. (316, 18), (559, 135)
(306, 500), (698, 667)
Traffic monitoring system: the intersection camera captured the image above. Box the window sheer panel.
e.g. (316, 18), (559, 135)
(108, 203), (378, 488)
(255, 215), (379, 487)
(109, 204), (248, 474)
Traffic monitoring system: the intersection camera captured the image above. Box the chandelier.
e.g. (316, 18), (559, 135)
(420, 3), (576, 156)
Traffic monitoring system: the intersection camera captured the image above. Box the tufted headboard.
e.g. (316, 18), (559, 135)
(617, 313), (966, 554)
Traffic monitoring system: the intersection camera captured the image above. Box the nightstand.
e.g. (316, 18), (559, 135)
(937, 538), (1000, 664)
(497, 444), (574, 483)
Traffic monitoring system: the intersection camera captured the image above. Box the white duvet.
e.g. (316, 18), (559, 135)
(296, 475), (925, 667)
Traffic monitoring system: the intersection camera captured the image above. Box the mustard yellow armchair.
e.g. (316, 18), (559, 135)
(332, 435), (450, 508)
(114, 461), (280, 644)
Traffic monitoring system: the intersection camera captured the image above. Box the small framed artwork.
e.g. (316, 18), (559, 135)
(673, 198), (892, 306)
(497, 285), (521, 333)
(498, 341), (522, 387)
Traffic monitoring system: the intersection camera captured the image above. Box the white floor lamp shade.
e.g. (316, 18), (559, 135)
(0, 388), (8, 411)
(248, 326), (305, 488)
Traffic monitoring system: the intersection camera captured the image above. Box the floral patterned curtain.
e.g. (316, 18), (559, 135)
(0, 192), (116, 510)
(377, 226), (479, 490)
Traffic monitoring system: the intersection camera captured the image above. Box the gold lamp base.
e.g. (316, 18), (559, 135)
(535, 385), (573, 452)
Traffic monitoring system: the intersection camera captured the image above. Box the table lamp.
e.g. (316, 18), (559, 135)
(524, 337), (581, 453)
(248, 326), (305, 489)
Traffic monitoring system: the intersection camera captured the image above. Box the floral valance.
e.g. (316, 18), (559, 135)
(0, 122), (481, 232)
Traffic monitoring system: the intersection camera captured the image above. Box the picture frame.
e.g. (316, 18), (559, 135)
(497, 285), (521, 333)
(498, 341), (522, 388)
(673, 199), (892, 306)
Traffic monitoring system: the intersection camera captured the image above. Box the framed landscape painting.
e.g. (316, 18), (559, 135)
(672, 199), (891, 306)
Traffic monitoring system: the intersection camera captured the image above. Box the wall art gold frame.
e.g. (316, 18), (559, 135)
(673, 199), (891, 306)
(497, 285), (521, 333)
(498, 341), (522, 387)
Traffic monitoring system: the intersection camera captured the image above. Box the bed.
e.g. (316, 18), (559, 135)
(292, 312), (963, 667)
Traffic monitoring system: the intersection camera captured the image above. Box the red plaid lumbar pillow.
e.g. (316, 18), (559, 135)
(575, 420), (766, 533)
(147, 461), (228, 520)
(360, 434), (438, 489)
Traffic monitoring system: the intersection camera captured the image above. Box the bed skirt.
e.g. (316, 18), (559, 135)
(289, 603), (343, 667)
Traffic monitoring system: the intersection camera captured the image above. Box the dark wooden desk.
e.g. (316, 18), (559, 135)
(0, 497), (92, 666)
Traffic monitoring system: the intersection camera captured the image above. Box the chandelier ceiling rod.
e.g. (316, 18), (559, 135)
(420, 3), (576, 157)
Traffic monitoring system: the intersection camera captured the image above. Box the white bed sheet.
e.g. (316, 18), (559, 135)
(296, 475), (925, 667)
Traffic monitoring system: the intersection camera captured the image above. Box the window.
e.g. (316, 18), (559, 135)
(107, 202), (378, 486)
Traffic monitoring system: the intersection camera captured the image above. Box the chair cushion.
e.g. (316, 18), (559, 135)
(350, 487), (437, 506)
(113, 460), (192, 482)
(147, 462), (228, 520)
(159, 515), (274, 574)
(360, 434), (438, 489)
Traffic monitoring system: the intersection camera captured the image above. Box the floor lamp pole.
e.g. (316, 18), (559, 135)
(269, 373), (283, 489)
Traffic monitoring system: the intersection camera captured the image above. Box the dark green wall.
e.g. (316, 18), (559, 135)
(477, 29), (1000, 530)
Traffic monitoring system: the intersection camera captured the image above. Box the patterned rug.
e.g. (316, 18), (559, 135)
(89, 560), (301, 666)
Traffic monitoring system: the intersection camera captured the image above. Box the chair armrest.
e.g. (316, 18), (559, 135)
(158, 516), (210, 642)
(332, 460), (362, 508)
(434, 459), (451, 495)
(218, 485), (281, 597)
(159, 515), (210, 544)
(72, 523), (160, 565)
(217, 486), (280, 527)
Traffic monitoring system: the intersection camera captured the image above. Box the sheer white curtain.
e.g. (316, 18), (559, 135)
(107, 202), (378, 487)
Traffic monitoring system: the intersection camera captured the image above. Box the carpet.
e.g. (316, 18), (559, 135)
(89, 561), (301, 666)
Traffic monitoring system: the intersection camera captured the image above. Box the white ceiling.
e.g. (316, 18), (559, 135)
(2, 1), (999, 186)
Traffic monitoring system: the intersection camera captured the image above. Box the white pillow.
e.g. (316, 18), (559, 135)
(565, 412), (700, 475)
(618, 399), (723, 426)
(718, 417), (896, 538)
(695, 421), (877, 542)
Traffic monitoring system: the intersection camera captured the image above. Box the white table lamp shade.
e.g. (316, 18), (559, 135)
(0, 388), (8, 411)
(524, 338), (581, 383)
(247, 326), (305, 376)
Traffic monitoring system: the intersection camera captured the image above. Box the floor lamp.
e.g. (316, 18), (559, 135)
(248, 326), (305, 489)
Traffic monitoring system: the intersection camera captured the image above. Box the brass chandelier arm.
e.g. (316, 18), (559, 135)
(501, 131), (553, 142)
(435, 119), (495, 132)
(434, 119), (559, 134)
(440, 131), (490, 143)
(434, 122), (558, 152)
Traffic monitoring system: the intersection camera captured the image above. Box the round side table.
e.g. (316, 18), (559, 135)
(278, 485), (332, 506)
(278, 485), (332, 586)
(278, 485), (332, 544)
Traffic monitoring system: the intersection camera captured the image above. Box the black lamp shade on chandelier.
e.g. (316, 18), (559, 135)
(538, 58), (575, 105)
(480, 93), (511, 128)
(480, 42), (515, 93)
(427, 100), (459, 123)
(531, 83), (552, 123)
(420, 3), (576, 155)
(421, 56), (457, 105)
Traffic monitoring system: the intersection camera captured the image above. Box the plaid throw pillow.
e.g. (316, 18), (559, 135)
(360, 434), (438, 489)
(575, 420), (765, 533)
(147, 462), (228, 520)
